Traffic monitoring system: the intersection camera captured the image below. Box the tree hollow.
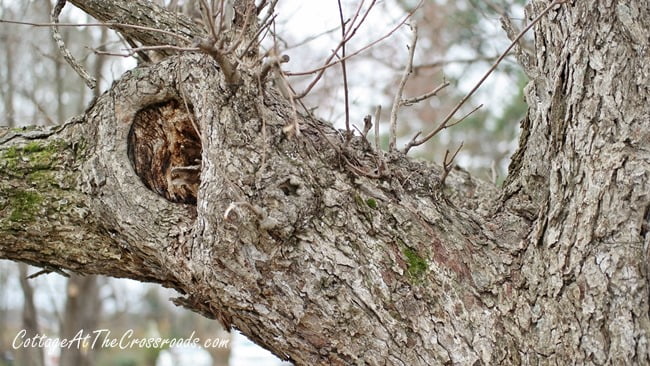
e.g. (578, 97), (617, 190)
(127, 99), (201, 204)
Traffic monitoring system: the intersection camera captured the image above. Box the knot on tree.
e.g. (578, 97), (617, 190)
(127, 100), (201, 204)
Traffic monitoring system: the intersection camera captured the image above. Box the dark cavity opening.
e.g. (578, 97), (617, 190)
(127, 100), (201, 205)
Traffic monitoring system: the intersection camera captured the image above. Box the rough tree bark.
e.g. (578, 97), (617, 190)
(1, 0), (649, 365)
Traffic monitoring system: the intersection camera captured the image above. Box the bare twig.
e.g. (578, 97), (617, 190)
(490, 160), (499, 185)
(413, 56), (500, 70)
(93, 45), (200, 58)
(288, 0), (423, 89)
(445, 104), (483, 129)
(403, 0), (568, 153)
(337, 0), (352, 142)
(27, 267), (69, 279)
(440, 142), (463, 186)
(401, 82), (450, 106)
(226, 1), (256, 54)
(237, 13), (277, 67)
(181, 92), (201, 139)
(0, 19), (192, 43)
(283, 25), (341, 51)
(17, 88), (56, 126)
(51, 0), (96, 89)
(265, 22), (300, 136)
(389, 24), (417, 151)
(361, 114), (372, 139)
(199, 0), (218, 41)
(256, 0), (269, 15)
(293, 0), (374, 99)
(373, 105), (386, 175)
(257, 0), (280, 35)
(374, 105), (382, 153)
(345, 157), (381, 178)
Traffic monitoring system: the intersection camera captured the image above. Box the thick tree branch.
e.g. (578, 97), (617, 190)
(67, 0), (204, 51)
(0, 122), (187, 288)
(1, 52), (527, 364)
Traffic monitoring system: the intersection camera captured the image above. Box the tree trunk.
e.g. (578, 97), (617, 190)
(1, 1), (649, 365)
(501, 1), (650, 363)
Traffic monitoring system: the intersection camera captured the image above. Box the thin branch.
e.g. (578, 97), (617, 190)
(361, 114), (372, 139)
(0, 19), (192, 43)
(288, 0), (423, 88)
(237, 13), (277, 68)
(403, 0), (568, 153)
(445, 104), (483, 129)
(374, 105), (382, 153)
(257, 0), (280, 35)
(51, 0), (96, 89)
(17, 88), (56, 126)
(373, 105), (386, 175)
(283, 25), (341, 51)
(345, 157), (381, 178)
(337, 0), (352, 142)
(200, 0), (219, 42)
(490, 160), (499, 185)
(293, 0), (375, 99)
(226, 1), (256, 54)
(181, 92), (201, 140)
(93, 45), (200, 58)
(389, 24), (417, 152)
(196, 39), (240, 86)
(401, 82), (450, 107)
(27, 267), (69, 279)
(259, 53), (289, 82)
(413, 56), (499, 70)
(344, 0), (367, 40)
(440, 142), (463, 186)
(216, 0), (229, 37)
(256, 0), (269, 15)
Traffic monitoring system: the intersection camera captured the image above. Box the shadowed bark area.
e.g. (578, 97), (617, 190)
(1, 0), (649, 365)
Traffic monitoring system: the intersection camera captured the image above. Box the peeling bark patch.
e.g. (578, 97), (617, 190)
(127, 100), (201, 204)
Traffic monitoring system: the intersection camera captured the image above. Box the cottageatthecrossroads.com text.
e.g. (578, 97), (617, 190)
(12, 329), (230, 350)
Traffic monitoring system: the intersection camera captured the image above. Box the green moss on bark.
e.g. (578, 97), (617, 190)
(7, 190), (43, 222)
(402, 247), (428, 283)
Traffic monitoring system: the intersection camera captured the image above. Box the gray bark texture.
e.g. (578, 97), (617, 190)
(1, 0), (649, 365)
